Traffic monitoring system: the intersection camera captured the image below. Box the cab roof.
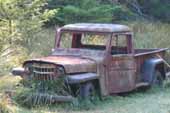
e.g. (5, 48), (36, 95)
(60, 23), (131, 33)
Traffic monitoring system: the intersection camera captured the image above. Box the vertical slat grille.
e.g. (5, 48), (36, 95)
(31, 63), (58, 80)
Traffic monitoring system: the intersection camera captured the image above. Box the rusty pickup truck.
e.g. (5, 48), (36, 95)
(12, 23), (168, 101)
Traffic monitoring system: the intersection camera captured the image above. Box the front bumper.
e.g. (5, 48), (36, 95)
(31, 93), (74, 102)
(12, 67), (27, 76)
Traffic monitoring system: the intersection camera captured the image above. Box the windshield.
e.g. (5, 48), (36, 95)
(57, 31), (111, 50)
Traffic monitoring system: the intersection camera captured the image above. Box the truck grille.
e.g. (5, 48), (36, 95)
(29, 63), (61, 80)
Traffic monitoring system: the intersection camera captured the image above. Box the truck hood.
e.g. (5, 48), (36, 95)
(24, 56), (97, 73)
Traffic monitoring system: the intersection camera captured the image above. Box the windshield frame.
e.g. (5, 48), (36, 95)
(55, 29), (112, 51)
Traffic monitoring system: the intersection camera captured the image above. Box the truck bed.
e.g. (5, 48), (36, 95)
(134, 48), (168, 56)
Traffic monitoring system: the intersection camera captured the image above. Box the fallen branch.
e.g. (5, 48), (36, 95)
(156, 54), (170, 69)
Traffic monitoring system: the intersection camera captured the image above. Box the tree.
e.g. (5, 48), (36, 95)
(47, 0), (134, 25)
(0, 0), (56, 73)
(118, 0), (170, 22)
(137, 0), (170, 22)
(0, 0), (56, 51)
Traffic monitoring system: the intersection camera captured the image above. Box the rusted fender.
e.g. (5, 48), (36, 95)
(65, 73), (99, 84)
(141, 58), (165, 84)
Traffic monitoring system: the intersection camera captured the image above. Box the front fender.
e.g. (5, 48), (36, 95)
(65, 73), (99, 84)
(141, 58), (165, 83)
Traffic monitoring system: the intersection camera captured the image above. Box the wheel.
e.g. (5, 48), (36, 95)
(152, 70), (164, 86)
(79, 82), (96, 101)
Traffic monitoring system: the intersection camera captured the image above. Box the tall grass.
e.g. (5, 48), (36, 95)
(28, 27), (56, 57)
(126, 21), (170, 64)
(127, 21), (170, 48)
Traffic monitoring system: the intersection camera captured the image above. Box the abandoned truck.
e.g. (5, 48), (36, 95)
(12, 23), (168, 101)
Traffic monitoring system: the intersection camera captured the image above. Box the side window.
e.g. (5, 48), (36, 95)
(111, 34), (127, 54)
(60, 32), (72, 48)
(115, 35), (127, 47)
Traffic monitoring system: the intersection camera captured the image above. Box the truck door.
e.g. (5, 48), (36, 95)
(108, 34), (136, 93)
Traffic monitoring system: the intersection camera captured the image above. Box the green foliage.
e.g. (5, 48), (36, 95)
(0, 0), (56, 74)
(14, 75), (100, 109)
(138, 0), (170, 22)
(47, 0), (135, 25)
(14, 76), (71, 108)
(0, 0), (56, 52)
(120, 0), (170, 22)
(46, 0), (170, 25)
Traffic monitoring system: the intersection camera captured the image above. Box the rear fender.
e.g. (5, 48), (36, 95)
(141, 58), (165, 84)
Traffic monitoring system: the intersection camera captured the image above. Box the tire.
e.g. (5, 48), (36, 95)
(79, 82), (96, 101)
(152, 70), (164, 86)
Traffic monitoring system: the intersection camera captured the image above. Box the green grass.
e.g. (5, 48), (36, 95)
(127, 21), (170, 49)
(1, 75), (170, 113)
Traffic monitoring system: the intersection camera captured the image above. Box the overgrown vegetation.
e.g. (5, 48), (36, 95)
(13, 76), (72, 108)
(1, 75), (170, 113)
(0, 0), (56, 74)
(46, 0), (170, 25)
(46, 0), (135, 25)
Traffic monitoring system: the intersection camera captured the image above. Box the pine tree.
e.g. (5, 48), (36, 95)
(0, 0), (56, 51)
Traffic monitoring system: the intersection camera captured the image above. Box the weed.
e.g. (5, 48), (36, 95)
(0, 94), (11, 113)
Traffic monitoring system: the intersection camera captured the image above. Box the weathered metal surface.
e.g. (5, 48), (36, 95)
(24, 56), (97, 74)
(31, 63), (59, 80)
(134, 48), (168, 56)
(66, 73), (99, 84)
(52, 48), (106, 61)
(31, 93), (74, 102)
(108, 55), (136, 93)
(60, 23), (131, 33)
(141, 58), (165, 83)
(134, 49), (166, 83)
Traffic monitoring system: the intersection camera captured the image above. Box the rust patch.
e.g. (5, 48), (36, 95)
(25, 56), (97, 74)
